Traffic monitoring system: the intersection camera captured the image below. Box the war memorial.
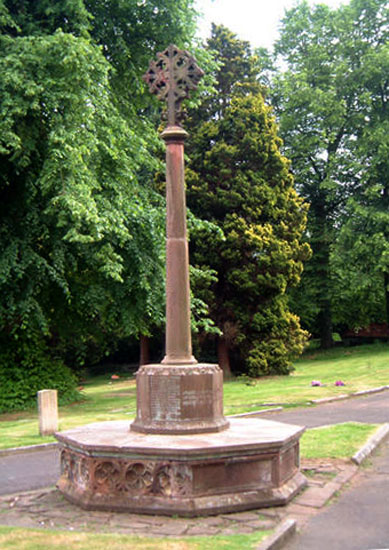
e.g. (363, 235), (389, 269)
(55, 45), (306, 516)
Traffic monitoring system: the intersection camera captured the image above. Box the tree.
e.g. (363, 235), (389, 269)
(273, 0), (388, 346)
(331, 35), (389, 329)
(0, 0), (197, 409)
(186, 25), (310, 377)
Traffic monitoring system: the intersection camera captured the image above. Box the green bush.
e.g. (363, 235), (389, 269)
(246, 310), (308, 377)
(0, 336), (80, 413)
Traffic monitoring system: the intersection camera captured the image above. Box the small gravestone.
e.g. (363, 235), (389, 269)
(37, 389), (58, 435)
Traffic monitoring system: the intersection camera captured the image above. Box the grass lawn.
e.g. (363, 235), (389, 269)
(0, 526), (269, 550)
(0, 342), (388, 449)
(224, 342), (389, 415)
(300, 421), (380, 459)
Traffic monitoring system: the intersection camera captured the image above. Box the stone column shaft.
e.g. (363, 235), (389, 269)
(161, 126), (196, 366)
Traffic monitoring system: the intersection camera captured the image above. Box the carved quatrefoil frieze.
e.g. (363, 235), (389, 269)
(60, 450), (90, 487)
(60, 449), (192, 497)
(125, 462), (154, 491)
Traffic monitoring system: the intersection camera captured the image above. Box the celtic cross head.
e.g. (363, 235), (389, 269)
(143, 44), (204, 127)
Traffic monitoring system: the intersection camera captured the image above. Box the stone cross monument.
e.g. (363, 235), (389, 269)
(131, 45), (229, 435)
(55, 45), (306, 516)
(143, 44), (202, 366)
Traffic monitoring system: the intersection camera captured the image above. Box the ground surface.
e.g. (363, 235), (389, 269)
(283, 438), (389, 550)
(0, 449), (59, 496)
(2, 390), (388, 496)
(1, 390), (389, 547)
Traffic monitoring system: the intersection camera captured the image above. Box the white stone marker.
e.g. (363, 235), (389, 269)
(37, 389), (58, 435)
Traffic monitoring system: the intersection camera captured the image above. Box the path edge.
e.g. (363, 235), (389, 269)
(0, 442), (58, 457)
(256, 518), (296, 550)
(352, 423), (389, 465)
(310, 385), (389, 405)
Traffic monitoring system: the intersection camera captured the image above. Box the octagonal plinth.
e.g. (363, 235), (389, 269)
(131, 363), (229, 434)
(55, 418), (307, 516)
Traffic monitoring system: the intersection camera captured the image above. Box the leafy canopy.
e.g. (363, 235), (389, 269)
(273, 0), (389, 342)
(0, 0), (198, 408)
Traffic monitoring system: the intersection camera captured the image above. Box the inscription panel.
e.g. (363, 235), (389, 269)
(181, 388), (214, 416)
(181, 374), (214, 419)
(149, 375), (181, 421)
(132, 364), (229, 432)
(193, 458), (273, 496)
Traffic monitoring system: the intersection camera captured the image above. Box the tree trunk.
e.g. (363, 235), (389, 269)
(318, 305), (333, 349)
(139, 334), (150, 366)
(384, 272), (389, 326)
(311, 204), (334, 349)
(217, 336), (232, 378)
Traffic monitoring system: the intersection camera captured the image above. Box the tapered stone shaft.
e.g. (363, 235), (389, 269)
(161, 126), (196, 365)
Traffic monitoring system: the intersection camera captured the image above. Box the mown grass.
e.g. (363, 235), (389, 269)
(1, 342), (388, 449)
(0, 526), (270, 550)
(224, 342), (389, 415)
(300, 422), (380, 459)
(0, 376), (137, 449)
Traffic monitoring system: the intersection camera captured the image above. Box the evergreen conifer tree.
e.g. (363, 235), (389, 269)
(186, 26), (310, 376)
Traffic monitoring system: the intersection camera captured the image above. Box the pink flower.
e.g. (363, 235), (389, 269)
(311, 380), (322, 386)
(335, 380), (345, 386)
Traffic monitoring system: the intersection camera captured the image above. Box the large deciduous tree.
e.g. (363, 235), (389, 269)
(0, 0), (197, 410)
(273, 0), (388, 345)
(331, 2), (389, 329)
(186, 25), (310, 377)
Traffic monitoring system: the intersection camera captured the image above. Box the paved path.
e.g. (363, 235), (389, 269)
(261, 390), (389, 550)
(283, 437), (389, 550)
(0, 448), (59, 495)
(0, 391), (388, 496)
(259, 390), (389, 550)
(260, 390), (389, 427)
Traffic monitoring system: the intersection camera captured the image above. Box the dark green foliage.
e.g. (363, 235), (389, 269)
(186, 26), (310, 376)
(0, 0), (90, 37)
(331, 1), (389, 328)
(0, 25), (164, 352)
(0, 334), (79, 412)
(0, 0), (198, 409)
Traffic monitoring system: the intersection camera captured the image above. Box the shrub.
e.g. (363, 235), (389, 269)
(0, 335), (80, 413)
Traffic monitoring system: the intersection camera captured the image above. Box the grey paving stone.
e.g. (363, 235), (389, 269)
(197, 515), (226, 526)
(294, 481), (342, 508)
(223, 510), (265, 522)
(149, 522), (189, 536)
(186, 524), (221, 535)
(247, 519), (278, 530)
